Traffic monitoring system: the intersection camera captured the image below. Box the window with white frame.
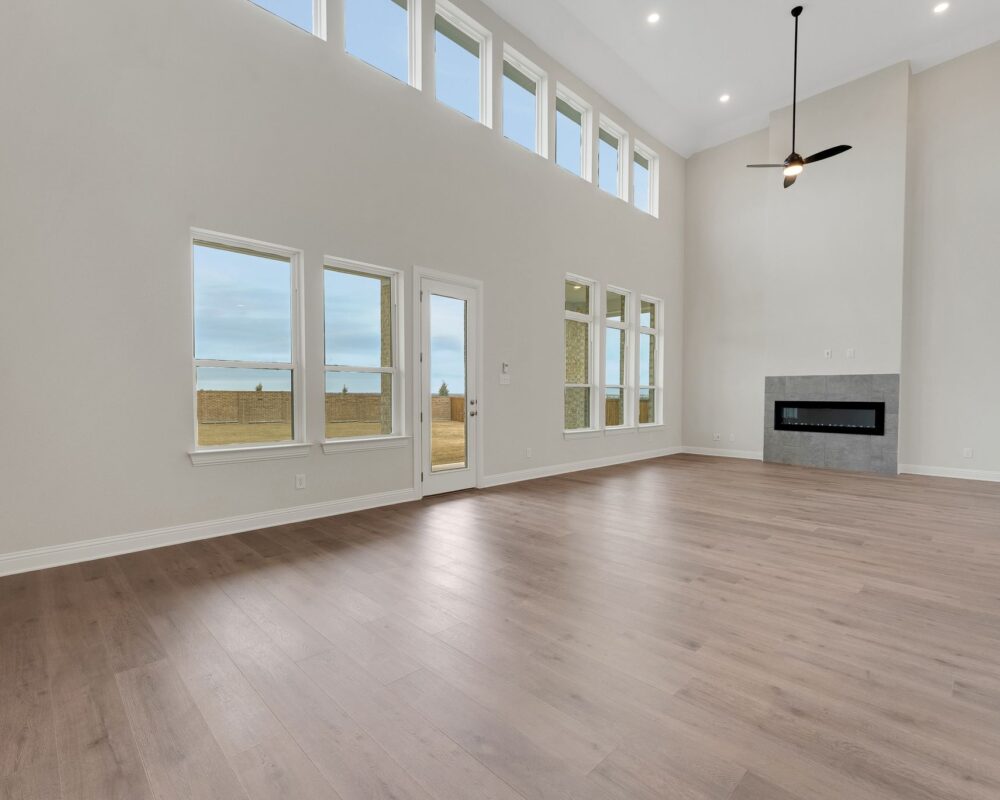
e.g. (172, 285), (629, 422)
(324, 261), (401, 440)
(555, 86), (591, 180)
(435, 1), (491, 125)
(502, 47), (546, 155)
(639, 296), (662, 425)
(564, 277), (596, 431)
(633, 142), (659, 216)
(598, 118), (627, 200)
(603, 288), (631, 428)
(249, 0), (325, 36)
(344, 0), (417, 85)
(192, 232), (302, 448)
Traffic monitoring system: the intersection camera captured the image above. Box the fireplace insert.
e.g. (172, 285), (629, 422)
(774, 401), (885, 436)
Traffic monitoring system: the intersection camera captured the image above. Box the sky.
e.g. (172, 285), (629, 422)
(429, 294), (467, 397)
(556, 109), (582, 175)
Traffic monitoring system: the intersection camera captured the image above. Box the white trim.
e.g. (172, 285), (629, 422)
(605, 426), (637, 436)
(434, 0), (493, 127)
(323, 435), (412, 454)
(502, 44), (548, 157)
(188, 442), (312, 466)
(597, 115), (629, 201)
(482, 447), (683, 488)
(313, 0), (327, 40)
(682, 446), (764, 461)
(555, 83), (593, 181)
(563, 428), (602, 439)
(409, 0), (423, 89)
(899, 464), (1000, 483)
(633, 140), (659, 217)
(0, 488), (420, 578)
(190, 229), (306, 455)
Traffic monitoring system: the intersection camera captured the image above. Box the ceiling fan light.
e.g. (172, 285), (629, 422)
(783, 163), (804, 177)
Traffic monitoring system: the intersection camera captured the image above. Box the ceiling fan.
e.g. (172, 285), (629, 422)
(747, 5), (852, 188)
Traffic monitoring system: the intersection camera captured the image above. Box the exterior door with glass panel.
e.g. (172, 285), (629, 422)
(420, 279), (478, 495)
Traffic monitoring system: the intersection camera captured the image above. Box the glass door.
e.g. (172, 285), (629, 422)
(421, 278), (478, 495)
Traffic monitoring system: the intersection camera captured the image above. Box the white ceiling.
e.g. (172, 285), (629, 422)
(481, 0), (1000, 157)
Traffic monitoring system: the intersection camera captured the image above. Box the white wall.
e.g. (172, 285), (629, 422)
(684, 64), (911, 456)
(900, 42), (1000, 476)
(684, 46), (1000, 476)
(0, 0), (684, 558)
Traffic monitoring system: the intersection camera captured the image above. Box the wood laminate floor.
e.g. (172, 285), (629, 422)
(3, 454), (1000, 800)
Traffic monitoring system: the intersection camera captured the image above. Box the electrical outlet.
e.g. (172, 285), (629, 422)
(824, 348), (833, 359)
(846, 347), (856, 359)
(729, 433), (736, 443)
(713, 433), (721, 442)
(962, 448), (974, 459)
(526, 447), (533, 459)
(295, 474), (306, 490)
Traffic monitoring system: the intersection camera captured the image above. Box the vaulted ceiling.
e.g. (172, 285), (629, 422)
(482, 0), (1000, 156)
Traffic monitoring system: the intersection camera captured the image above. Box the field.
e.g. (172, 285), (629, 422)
(197, 420), (467, 467)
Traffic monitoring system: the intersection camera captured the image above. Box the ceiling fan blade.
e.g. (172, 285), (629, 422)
(783, 173), (798, 189)
(746, 164), (784, 168)
(804, 144), (852, 164)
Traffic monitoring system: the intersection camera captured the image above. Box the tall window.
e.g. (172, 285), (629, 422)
(555, 86), (591, 179)
(502, 47), (546, 155)
(249, 0), (323, 36)
(604, 288), (630, 428)
(598, 118), (627, 199)
(192, 232), (301, 449)
(324, 260), (400, 440)
(639, 296), (662, 425)
(435, 2), (491, 125)
(634, 142), (659, 216)
(344, 0), (414, 84)
(564, 277), (596, 431)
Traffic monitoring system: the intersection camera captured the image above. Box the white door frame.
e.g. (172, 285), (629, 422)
(411, 266), (485, 498)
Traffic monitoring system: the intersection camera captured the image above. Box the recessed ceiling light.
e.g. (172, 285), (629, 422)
(719, 94), (731, 103)
(647, 12), (661, 24)
(933, 2), (949, 13)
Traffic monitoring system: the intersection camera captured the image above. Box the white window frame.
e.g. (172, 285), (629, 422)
(501, 45), (548, 157)
(342, 0), (422, 88)
(602, 286), (632, 430)
(638, 294), (663, 427)
(434, 0), (493, 127)
(598, 116), (628, 201)
(189, 229), (308, 465)
(564, 274), (599, 434)
(247, 0), (327, 38)
(555, 84), (593, 182)
(322, 257), (406, 452)
(633, 140), (660, 217)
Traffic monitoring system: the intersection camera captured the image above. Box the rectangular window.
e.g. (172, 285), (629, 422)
(324, 260), (401, 440)
(435, 2), (491, 125)
(633, 142), (659, 216)
(249, 0), (324, 36)
(564, 277), (596, 431)
(502, 47), (546, 155)
(192, 232), (302, 449)
(555, 86), (591, 180)
(598, 118), (627, 199)
(639, 296), (662, 425)
(604, 288), (630, 428)
(345, 0), (416, 85)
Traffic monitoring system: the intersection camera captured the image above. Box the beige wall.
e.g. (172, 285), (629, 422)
(900, 42), (1000, 475)
(684, 45), (1000, 476)
(0, 0), (683, 557)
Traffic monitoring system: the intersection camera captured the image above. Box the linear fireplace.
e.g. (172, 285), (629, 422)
(775, 400), (885, 436)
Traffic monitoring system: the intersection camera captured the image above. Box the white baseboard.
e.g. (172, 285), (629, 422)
(681, 446), (764, 461)
(481, 446), (684, 488)
(0, 488), (419, 578)
(899, 464), (1000, 483)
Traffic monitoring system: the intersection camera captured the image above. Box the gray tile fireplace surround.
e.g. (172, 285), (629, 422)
(764, 374), (900, 475)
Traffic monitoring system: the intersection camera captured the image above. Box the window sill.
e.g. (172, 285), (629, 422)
(638, 423), (665, 431)
(322, 436), (411, 455)
(563, 429), (603, 440)
(605, 426), (637, 436)
(189, 442), (312, 466)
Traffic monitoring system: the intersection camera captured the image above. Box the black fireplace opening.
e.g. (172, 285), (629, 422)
(774, 401), (885, 436)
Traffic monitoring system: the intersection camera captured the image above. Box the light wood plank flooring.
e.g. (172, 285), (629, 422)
(3, 454), (1000, 800)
